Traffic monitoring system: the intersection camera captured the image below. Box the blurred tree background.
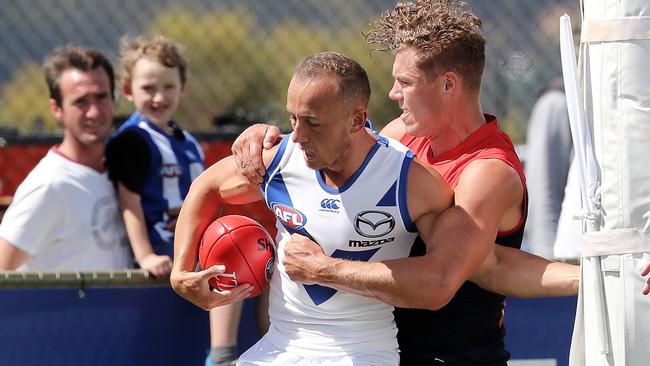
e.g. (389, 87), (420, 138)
(0, 0), (579, 142)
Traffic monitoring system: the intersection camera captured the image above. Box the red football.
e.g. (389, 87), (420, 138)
(199, 215), (275, 298)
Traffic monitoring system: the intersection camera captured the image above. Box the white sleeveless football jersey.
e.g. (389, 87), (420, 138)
(259, 133), (418, 357)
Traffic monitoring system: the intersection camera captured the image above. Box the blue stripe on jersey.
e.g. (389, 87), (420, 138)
(306, 247), (381, 305)
(262, 135), (291, 187)
(316, 141), (381, 194)
(399, 151), (416, 232)
(265, 164), (345, 306)
(377, 181), (397, 207)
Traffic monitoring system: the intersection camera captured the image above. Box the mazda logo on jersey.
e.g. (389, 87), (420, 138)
(354, 210), (395, 238)
(271, 202), (307, 230)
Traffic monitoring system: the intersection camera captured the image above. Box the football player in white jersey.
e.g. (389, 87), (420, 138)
(172, 52), (460, 365)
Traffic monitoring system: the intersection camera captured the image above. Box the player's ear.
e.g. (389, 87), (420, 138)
(350, 108), (367, 133)
(442, 71), (460, 94)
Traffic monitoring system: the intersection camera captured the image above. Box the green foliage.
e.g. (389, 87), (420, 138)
(132, 5), (398, 132)
(0, 61), (55, 133)
(1, 5), (400, 134)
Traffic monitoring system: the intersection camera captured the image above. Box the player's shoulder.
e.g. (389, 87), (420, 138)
(375, 133), (411, 155)
(408, 157), (446, 186)
(458, 158), (522, 197)
(379, 118), (406, 140)
(261, 135), (290, 169)
(462, 158), (519, 180)
(405, 158), (453, 220)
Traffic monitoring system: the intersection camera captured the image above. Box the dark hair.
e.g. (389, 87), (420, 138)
(294, 51), (371, 111)
(366, 0), (485, 91)
(43, 45), (115, 106)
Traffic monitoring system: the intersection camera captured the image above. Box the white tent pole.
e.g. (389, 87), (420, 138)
(560, 14), (609, 355)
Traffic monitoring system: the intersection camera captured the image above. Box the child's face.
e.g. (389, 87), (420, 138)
(125, 57), (184, 126)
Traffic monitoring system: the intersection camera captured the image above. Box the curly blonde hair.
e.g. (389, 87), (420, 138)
(366, 0), (485, 91)
(119, 34), (187, 87)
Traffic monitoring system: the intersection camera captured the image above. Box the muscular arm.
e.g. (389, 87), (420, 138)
(240, 119), (580, 300)
(171, 146), (277, 310)
(472, 245), (579, 297)
(284, 159), (520, 310)
(381, 120), (580, 298)
(285, 159), (470, 310)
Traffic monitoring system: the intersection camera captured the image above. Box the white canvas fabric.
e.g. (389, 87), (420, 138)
(561, 1), (650, 365)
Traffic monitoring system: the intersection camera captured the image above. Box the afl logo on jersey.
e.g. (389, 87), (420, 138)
(271, 202), (307, 230)
(354, 210), (395, 238)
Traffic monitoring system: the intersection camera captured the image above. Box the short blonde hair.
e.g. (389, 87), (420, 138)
(119, 34), (187, 86)
(294, 52), (371, 111)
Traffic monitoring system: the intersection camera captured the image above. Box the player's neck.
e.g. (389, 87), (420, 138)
(428, 101), (485, 157)
(320, 131), (376, 188)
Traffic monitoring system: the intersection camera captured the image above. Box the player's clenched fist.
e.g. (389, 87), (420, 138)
(283, 233), (330, 285)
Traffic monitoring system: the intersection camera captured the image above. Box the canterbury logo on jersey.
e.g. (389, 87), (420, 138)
(354, 210), (395, 238)
(320, 198), (340, 210)
(160, 163), (182, 177)
(271, 202), (307, 230)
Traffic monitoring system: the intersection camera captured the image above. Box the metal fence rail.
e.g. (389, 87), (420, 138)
(0, 269), (169, 288)
(0, 256), (579, 289)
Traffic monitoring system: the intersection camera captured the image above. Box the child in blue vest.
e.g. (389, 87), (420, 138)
(105, 35), (240, 366)
(106, 35), (203, 274)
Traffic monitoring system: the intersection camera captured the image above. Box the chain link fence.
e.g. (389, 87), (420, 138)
(0, 0), (579, 142)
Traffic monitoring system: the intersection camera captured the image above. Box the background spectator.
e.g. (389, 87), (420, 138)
(0, 45), (130, 271)
(523, 78), (573, 259)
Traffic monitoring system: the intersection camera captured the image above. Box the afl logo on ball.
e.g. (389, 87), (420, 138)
(264, 257), (275, 282)
(271, 202), (307, 230)
(354, 210), (395, 238)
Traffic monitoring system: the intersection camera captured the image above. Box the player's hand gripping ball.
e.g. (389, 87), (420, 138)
(199, 215), (275, 297)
